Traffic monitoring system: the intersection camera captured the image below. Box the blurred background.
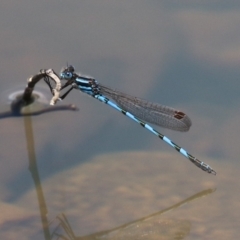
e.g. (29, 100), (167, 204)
(0, 1), (240, 239)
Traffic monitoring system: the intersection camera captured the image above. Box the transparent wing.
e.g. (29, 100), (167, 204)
(99, 84), (192, 132)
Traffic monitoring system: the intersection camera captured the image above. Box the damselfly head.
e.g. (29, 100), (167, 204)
(60, 65), (75, 80)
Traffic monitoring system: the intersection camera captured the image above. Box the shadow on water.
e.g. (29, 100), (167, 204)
(1, 70), (216, 239)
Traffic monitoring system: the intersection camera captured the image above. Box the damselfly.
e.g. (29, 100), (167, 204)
(56, 65), (216, 175)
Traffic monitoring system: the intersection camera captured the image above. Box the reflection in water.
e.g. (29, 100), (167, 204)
(51, 189), (215, 240)
(24, 114), (51, 239)
(0, 72), (77, 239)
(19, 80), (77, 239)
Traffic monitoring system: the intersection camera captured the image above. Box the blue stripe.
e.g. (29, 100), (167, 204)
(78, 86), (92, 91)
(76, 77), (91, 84)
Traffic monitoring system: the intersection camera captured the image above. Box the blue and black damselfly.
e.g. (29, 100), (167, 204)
(55, 65), (216, 175)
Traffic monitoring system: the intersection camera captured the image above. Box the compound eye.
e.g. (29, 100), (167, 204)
(60, 71), (72, 79)
(66, 72), (72, 78)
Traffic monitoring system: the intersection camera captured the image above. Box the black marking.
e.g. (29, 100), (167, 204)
(174, 111), (186, 120)
(158, 134), (164, 140)
(75, 78), (92, 88)
(174, 145), (181, 152)
(121, 109), (127, 115)
(187, 153), (195, 163)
